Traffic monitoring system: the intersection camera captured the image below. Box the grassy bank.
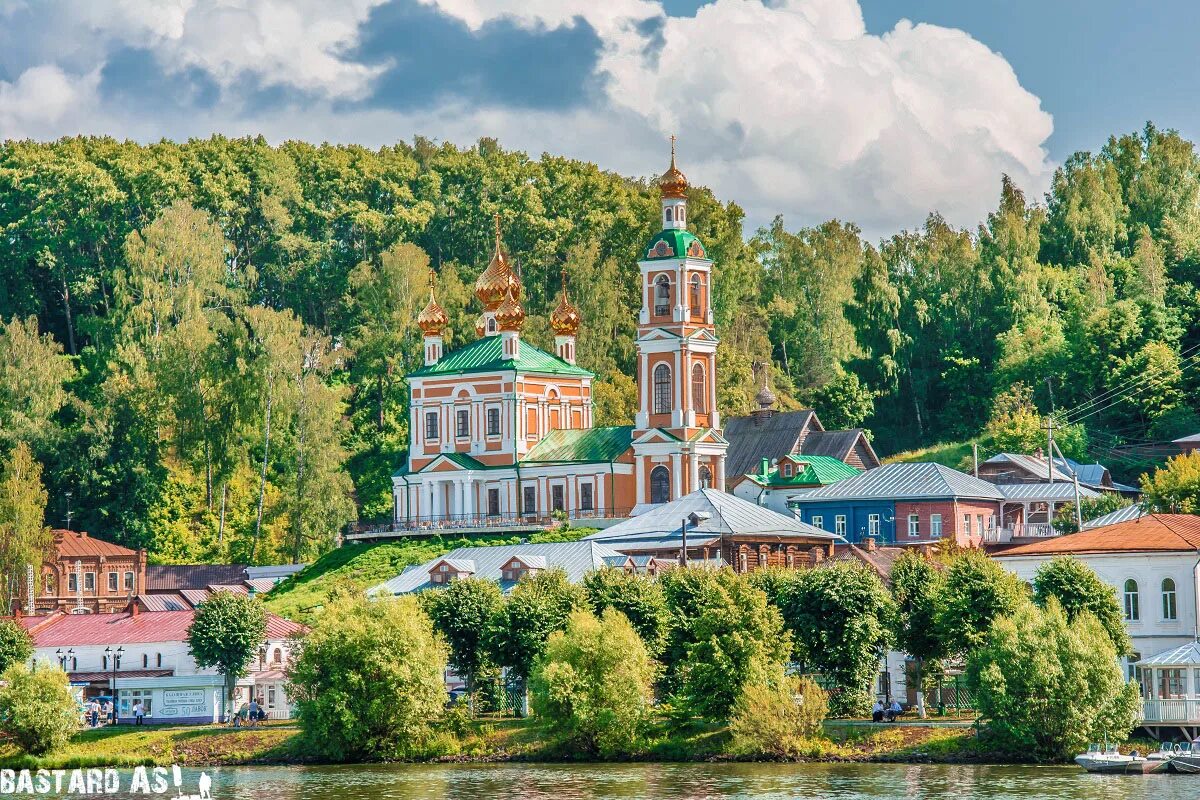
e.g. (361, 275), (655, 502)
(2, 719), (991, 769)
(884, 440), (976, 470)
(263, 527), (593, 624)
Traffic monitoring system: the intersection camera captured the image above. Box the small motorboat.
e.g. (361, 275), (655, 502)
(1165, 742), (1200, 773)
(1074, 743), (1162, 774)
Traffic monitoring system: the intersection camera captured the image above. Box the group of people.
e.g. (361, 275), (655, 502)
(872, 698), (904, 723)
(232, 696), (269, 727)
(84, 698), (147, 726)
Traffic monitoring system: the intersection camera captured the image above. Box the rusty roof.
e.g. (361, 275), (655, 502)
(996, 514), (1200, 556)
(54, 530), (138, 559)
(17, 610), (306, 648)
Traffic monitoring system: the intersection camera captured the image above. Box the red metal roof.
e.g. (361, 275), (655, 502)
(17, 610), (305, 648)
(54, 530), (138, 559)
(997, 513), (1200, 556)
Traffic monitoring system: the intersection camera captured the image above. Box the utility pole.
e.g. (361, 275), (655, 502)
(1045, 416), (1055, 484)
(680, 517), (688, 568)
(973, 443), (979, 478)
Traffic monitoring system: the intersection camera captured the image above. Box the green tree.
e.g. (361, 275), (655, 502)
(1142, 451), (1200, 512)
(530, 609), (657, 757)
(186, 591), (268, 718)
(782, 561), (894, 717)
(582, 568), (669, 654)
(891, 552), (944, 717)
(984, 383), (1088, 460)
(678, 570), (791, 722)
(421, 577), (504, 698)
(287, 593), (446, 761)
(488, 568), (585, 683)
(966, 599), (1141, 761)
(0, 620), (34, 674)
(933, 550), (1026, 656)
(728, 674), (828, 758)
(0, 663), (79, 755)
(0, 442), (51, 615)
(808, 369), (875, 430)
(0, 316), (75, 451)
(1033, 557), (1131, 654)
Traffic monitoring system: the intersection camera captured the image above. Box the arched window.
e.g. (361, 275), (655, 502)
(487, 317), (497, 334)
(699, 465), (712, 489)
(689, 274), (701, 311)
(653, 364), (672, 414)
(678, 206), (685, 224)
(691, 363), (705, 413)
(1124, 579), (1140, 621)
(650, 466), (670, 504)
(654, 275), (671, 316)
(1163, 578), (1178, 620)
(664, 207), (673, 223)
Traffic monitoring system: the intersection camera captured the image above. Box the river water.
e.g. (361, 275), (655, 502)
(108, 762), (1200, 800)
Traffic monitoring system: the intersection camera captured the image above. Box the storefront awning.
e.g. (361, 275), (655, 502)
(67, 669), (173, 683)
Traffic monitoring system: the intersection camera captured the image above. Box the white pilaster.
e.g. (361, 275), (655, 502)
(671, 453), (682, 500)
(715, 457), (726, 492)
(635, 459), (646, 505)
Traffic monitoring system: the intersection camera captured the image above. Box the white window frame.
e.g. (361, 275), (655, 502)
(868, 514), (880, 536)
(907, 514), (919, 537)
(1124, 579), (1140, 621)
(834, 515), (847, 536)
(486, 406), (501, 437)
(930, 514), (942, 539)
(811, 515), (824, 530)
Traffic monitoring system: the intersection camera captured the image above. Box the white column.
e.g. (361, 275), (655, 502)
(672, 350), (682, 427)
(715, 457), (726, 492)
(463, 480), (475, 519)
(635, 458), (646, 505)
(671, 453), (682, 500)
(689, 454), (699, 493)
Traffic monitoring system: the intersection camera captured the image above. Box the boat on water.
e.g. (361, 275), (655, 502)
(1074, 743), (1168, 774)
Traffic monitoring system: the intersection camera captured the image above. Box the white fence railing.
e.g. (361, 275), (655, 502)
(1142, 698), (1200, 723)
(983, 523), (1057, 543)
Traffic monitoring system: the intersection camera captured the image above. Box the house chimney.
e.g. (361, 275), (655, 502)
(920, 543), (933, 558)
(864, 536), (877, 552)
(810, 546), (824, 564)
(129, 600), (140, 617)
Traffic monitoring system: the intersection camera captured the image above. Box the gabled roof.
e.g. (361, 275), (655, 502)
(996, 482), (1101, 501)
(723, 410), (816, 479)
(431, 558), (476, 573)
(408, 335), (592, 378)
(802, 429), (877, 464)
(829, 544), (926, 585)
(794, 462), (1004, 502)
(982, 453), (1074, 483)
(20, 609), (307, 647)
(54, 531), (137, 559)
(995, 513), (1200, 556)
(522, 426), (634, 463)
(372, 541), (624, 595)
(1083, 504), (1146, 529)
(744, 454), (861, 488)
(584, 488), (834, 552)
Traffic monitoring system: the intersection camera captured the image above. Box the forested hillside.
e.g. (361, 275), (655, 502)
(1, 125), (1197, 563)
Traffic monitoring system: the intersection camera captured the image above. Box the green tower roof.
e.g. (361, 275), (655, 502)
(643, 229), (708, 261)
(408, 335), (592, 378)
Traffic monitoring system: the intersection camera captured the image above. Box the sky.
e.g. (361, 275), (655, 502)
(0, 0), (1194, 239)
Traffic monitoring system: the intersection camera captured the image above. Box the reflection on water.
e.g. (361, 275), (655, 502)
(90, 763), (1197, 800)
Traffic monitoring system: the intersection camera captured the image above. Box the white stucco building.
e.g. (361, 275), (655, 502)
(993, 513), (1200, 738)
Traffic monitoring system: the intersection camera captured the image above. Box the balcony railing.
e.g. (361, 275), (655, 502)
(1142, 698), (1200, 723)
(982, 522), (1057, 543)
(349, 508), (634, 538)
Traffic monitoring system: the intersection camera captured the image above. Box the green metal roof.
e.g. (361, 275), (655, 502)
(409, 335), (592, 378)
(392, 451), (500, 477)
(643, 229), (707, 261)
(744, 454), (861, 488)
(522, 426), (634, 464)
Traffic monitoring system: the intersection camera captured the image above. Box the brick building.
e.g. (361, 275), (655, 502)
(35, 530), (147, 615)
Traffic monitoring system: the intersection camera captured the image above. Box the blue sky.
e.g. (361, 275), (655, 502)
(0, 0), (1189, 237)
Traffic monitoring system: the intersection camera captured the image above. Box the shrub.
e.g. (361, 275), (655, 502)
(0, 663), (78, 755)
(1033, 556), (1130, 654)
(582, 568), (669, 654)
(966, 599), (1141, 761)
(0, 619), (33, 673)
(287, 593), (447, 761)
(531, 609), (657, 757)
(728, 674), (828, 758)
(488, 568), (585, 682)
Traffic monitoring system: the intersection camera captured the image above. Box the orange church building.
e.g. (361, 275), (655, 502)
(392, 146), (729, 525)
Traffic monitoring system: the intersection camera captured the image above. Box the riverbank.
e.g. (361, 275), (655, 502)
(0, 719), (1001, 769)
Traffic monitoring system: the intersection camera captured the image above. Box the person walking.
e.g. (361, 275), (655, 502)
(87, 699), (100, 727)
(247, 697), (259, 728)
(133, 700), (144, 726)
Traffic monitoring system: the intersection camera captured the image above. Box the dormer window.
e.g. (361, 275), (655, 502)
(501, 555), (546, 582)
(783, 463), (793, 478)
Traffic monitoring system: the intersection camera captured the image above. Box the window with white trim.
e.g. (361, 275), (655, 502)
(486, 407), (501, 436)
(907, 514), (919, 537)
(425, 411), (438, 441)
(1124, 579), (1140, 621)
(456, 409), (469, 438)
(834, 515), (847, 536)
(930, 514), (942, 538)
(811, 515), (824, 530)
(868, 514), (880, 536)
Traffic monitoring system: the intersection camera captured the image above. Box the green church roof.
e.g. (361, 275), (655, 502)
(643, 229), (708, 261)
(522, 426), (635, 464)
(744, 454), (861, 488)
(408, 335), (593, 379)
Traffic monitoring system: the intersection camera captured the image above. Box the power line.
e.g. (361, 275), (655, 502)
(1065, 351), (1200, 425)
(1058, 341), (1200, 420)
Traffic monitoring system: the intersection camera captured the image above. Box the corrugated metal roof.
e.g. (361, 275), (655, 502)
(373, 541), (624, 595)
(795, 462), (1004, 502)
(744, 454), (861, 487)
(585, 488), (834, 552)
(136, 594), (191, 612)
(245, 564), (307, 580)
(802, 429), (874, 463)
(54, 531), (137, 559)
(982, 453), (1074, 483)
(522, 426), (634, 463)
(996, 482), (1101, 501)
(723, 410), (814, 479)
(21, 609), (305, 648)
(145, 564), (247, 592)
(408, 335), (592, 378)
(995, 513), (1200, 556)
(1083, 504), (1146, 529)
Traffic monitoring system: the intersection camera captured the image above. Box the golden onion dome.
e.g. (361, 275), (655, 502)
(417, 270), (448, 336)
(474, 213), (522, 310)
(549, 270), (582, 336)
(659, 135), (688, 199)
(494, 289), (526, 332)
(474, 313), (487, 338)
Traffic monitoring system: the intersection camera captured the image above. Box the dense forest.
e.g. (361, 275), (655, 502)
(0, 124), (1197, 564)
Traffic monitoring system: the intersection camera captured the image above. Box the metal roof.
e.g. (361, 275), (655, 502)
(1083, 504), (1146, 529)
(723, 410), (815, 479)
(743, 454), (861, 487)
(982, 453), (1074, 483)
(584, 488), (834, 552)
(996, 482), (1101, 501)
(54, 530), (137, 559)
(372, 541), (624, 595)
(135, 594), (190, 612)
(245, 563), (307, 580)
(145, 564), (247, 592)
(802, 429), (877, 465)
(408, 335), (592, 378)
(1138, 642), (1200, 667)
(522, 426), (634, 463)
(794, 462), (1005, 502)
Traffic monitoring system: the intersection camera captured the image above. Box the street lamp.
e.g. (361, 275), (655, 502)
(65, 491), (72, 532)
(104, 646), (123, 724)
(56, 648), (74, 670)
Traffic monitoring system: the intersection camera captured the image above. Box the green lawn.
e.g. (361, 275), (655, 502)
(263, 527), (594, 624)
(884, 440), (977, 471)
